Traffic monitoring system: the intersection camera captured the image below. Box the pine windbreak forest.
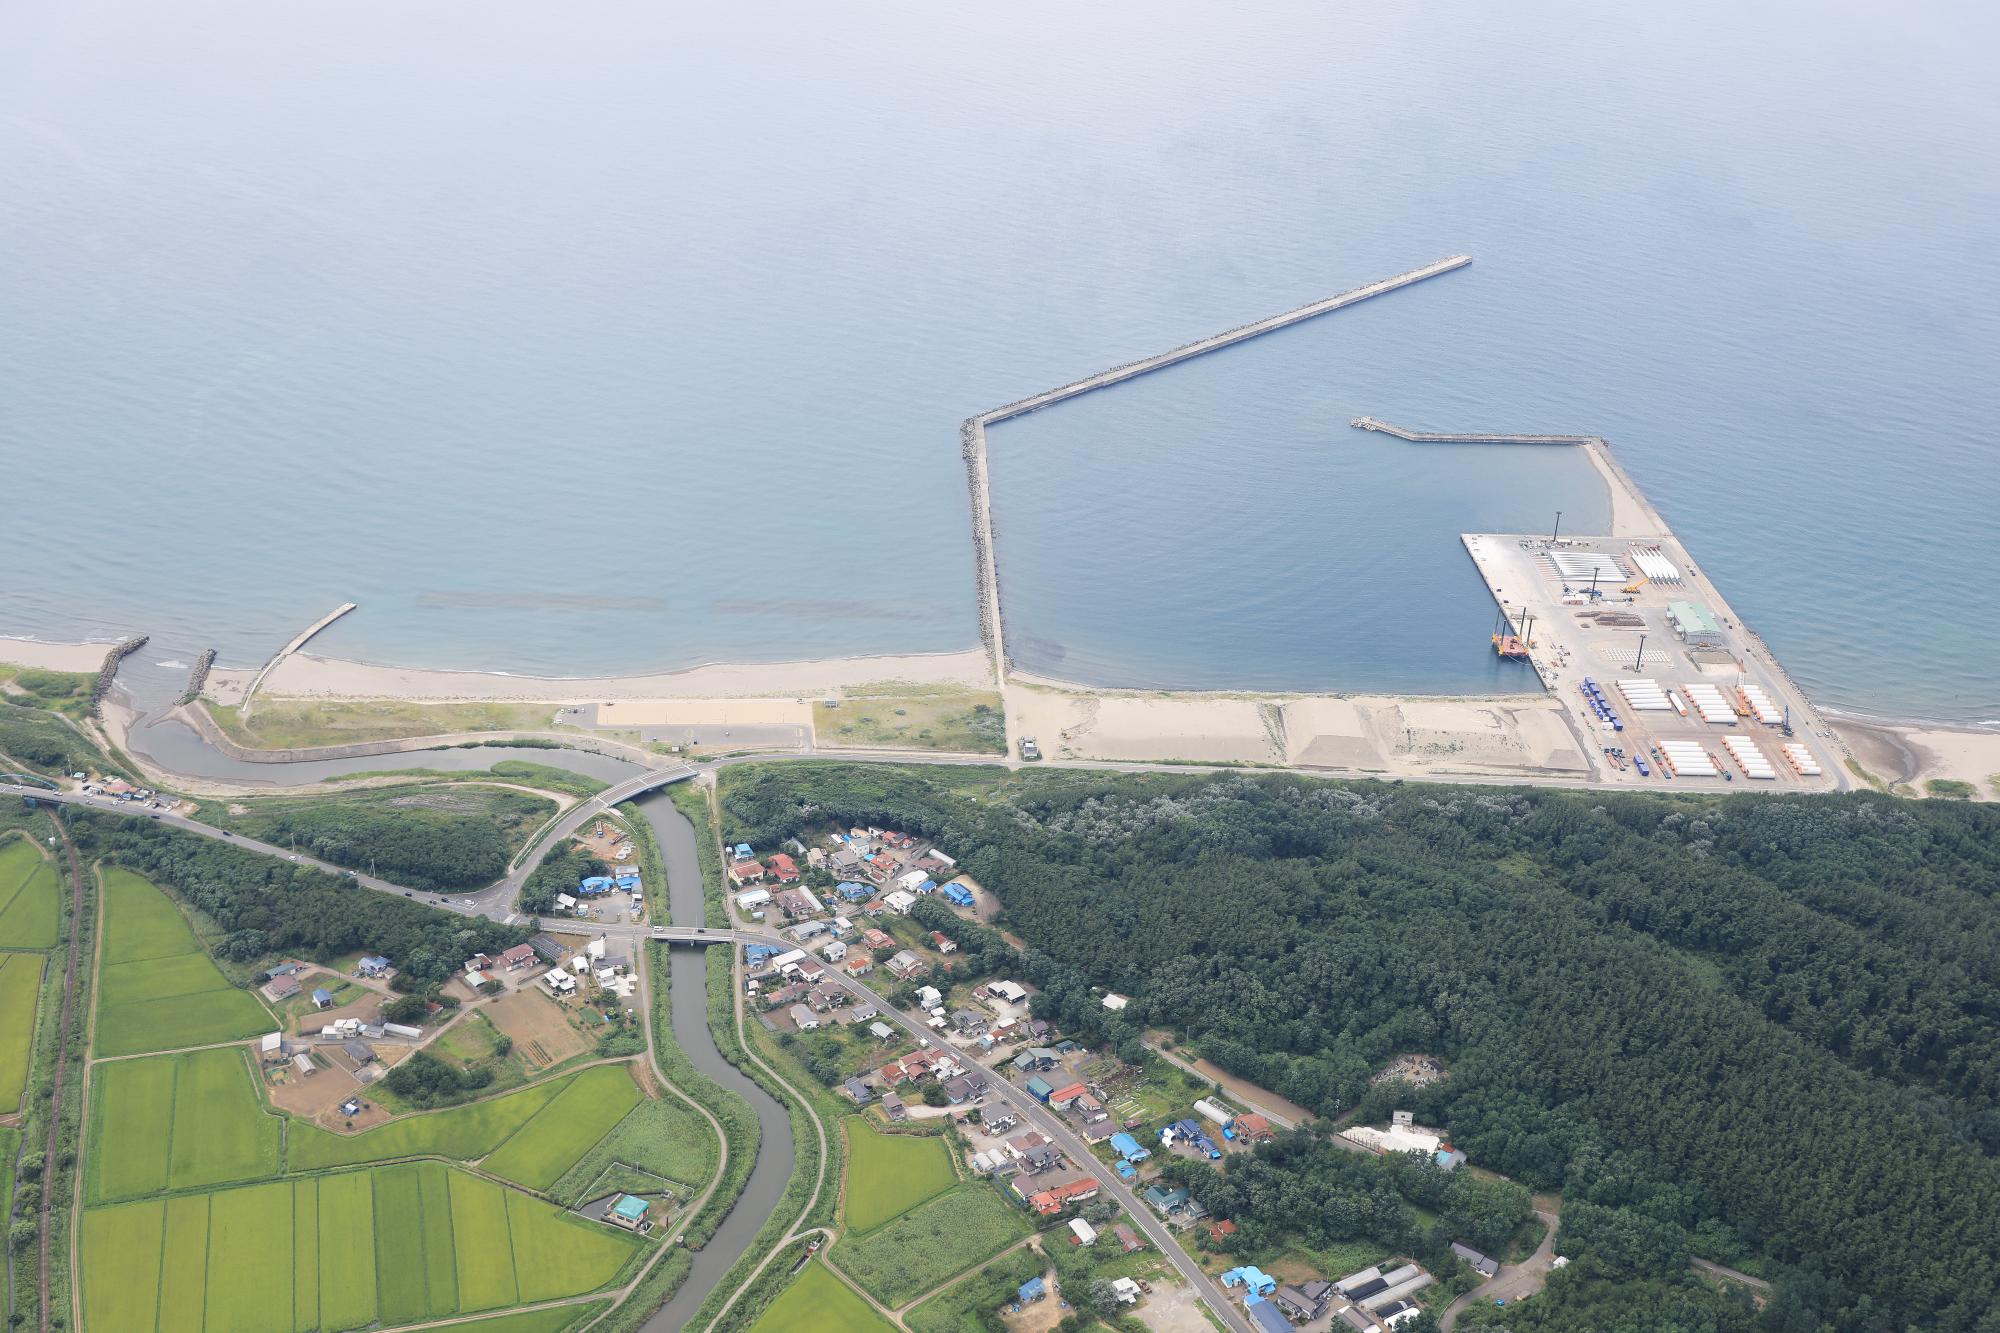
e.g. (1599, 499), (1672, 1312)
(721, 764), (2000, 1332)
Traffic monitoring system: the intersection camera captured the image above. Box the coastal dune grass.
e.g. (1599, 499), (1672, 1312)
(94, 868), (271, 1057)
(841, 1116), (957, 1233)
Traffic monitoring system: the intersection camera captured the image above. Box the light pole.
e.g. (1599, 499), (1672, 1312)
(1551, 510), (1563, 545)
(1633, 634), (1647, 671)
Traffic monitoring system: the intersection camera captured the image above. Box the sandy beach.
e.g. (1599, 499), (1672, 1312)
(209, 646), (996, 705)
(1834, 719), (2000, 798)
(0, 638), (115, 673)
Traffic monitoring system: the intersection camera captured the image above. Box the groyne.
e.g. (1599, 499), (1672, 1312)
(89, 636), (148, 718)
(176, 649), (217, 706)
(963, 255), (1473, 681)
(242, 601), (357, 715)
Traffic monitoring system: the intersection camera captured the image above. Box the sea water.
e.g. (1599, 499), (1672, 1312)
(2, 0), (1995, 723)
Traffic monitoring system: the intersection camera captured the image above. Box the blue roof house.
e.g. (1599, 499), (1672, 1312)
(837, 881), (872, 902)
(945, 883), (975, 907)
(1222, 1267), (1277, 1297)
(732, 843), (755, 861)
(1110, 1132), (1151, 1162)
(311, 988), (334, 1009)
(579, 876), (615, 896)
(357, 955), (390, 977)
(1246, 1297), (1296, 1333)
(1018, 1277), (1046, 1303)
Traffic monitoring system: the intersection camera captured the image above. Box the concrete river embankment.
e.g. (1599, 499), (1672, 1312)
(632, 789), (793, 1332)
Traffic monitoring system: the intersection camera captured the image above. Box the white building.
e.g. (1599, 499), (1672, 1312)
(545, 972), (577, 996)
(1069, 1218), (1097, 1247)
(883, 889), (917, 915)
(735, 888), (772, 910)
(1101, 992), (1130, 1011)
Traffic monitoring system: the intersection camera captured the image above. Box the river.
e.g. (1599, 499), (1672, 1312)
(633, 789), (795, 1331)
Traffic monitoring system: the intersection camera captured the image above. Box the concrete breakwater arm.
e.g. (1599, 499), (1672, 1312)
(1350, 417), (1600, 445)
(241, 601), (357, 717)
(963, 255), (1474, 683)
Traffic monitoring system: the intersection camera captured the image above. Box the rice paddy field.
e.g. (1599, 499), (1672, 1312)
(550, 1090), (719, 1206)
(829, 1185), (1034, 1308)
(749, 1261), (897, 1333)
(842, 1117), (958, 1233)
(0, 951), (43, 1110)
(288, 1069), (573, 1170)
(0, 836), (59, 948)
(94, 868), (272, 1057)
(80, 1163), (640, 1331)
(480, 1062), (643, 1190)
(89, 1046), (281, 1201)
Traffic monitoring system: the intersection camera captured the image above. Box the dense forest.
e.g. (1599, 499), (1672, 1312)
(720, 763), (2000, 1331)
(68, 811), (529, 985)
(224, 796), (536, 892)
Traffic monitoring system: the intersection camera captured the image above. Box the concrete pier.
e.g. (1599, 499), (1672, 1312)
(242, 602), (358, 715)
(963, 255), (1474, 682)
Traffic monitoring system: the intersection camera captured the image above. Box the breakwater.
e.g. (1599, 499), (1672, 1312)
(963, 255), (1474, 680)
(241, 601), (357, 715)
(1350, 416), (1596, 445)
(90, 635), (148, 718)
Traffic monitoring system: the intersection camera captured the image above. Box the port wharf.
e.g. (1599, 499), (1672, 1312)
(962, 255), (1475, 681)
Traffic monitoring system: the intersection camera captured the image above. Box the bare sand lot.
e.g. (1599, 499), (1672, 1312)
(0, 638), (113, 672)
(1836, 719), (2000, 799)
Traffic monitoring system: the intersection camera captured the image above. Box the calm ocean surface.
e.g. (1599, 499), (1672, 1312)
(3, 1), (1995, 724)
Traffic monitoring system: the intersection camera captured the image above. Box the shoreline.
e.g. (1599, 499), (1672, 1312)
(0, 637), (120, 674)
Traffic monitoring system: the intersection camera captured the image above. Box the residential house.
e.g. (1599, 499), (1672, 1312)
(806, 985), (846, 1013)
(264, 975), (302, 1001)
(1144, 1184), (1191, 1216)
(1112, 1223), (1143, 1252)
(734, 888), (772, 911)
(1222, 1268), (1278, 1298)
(1450, 1243), (1499, 1279)
(341, 1040), (375, 1065)
(885, 950), (926, 980)
(881, 1093), (906, 1122)
(1018, 1145), (1063, 1174)
(915, 984), (943, 1009)
(1205, 1219), (1238, 1244)
(1072, 1092), (1109, 1123)
(311, 987), (335, 1010)
(545, 971), (578, 997)
(766, 853), (802, 883)
(834, 880), (872, 903)
(1247, 1300), (1297, 1333)
(861, 927), (895, 951)
(499, 943), (537, 971)
(930, 931), (958, 954)
(1047, 1082), (1088, 1110)
(951, 1008), (986, 1035)
(882, 889), (917, 915)
(829, 847), (864, 877)
(732, 843), (755, 861)
(1028, 1177), (1100, 1216)
(357, 955), (392, 978)
(788, 1004), (819, 1032)
(1012, 1047), (1059, 1073)
(726, 860), (765, 886)
(1109, 1132), (1151, 1163)
(1273, 1280), (1335, 1323)
(818, 939), (847, 963)
(772, 889), (819, 920)
(1233, 1113), (1275, 1142)
(845, 956), (875, 978)
(868, 1021), (896, 1043)
(987, 980), (1028, 1004)
(841, 1078), (873, 1105)
(1069, 1218), (1098, 1247)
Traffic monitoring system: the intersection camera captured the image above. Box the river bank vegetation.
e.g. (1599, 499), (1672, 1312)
(718, 762), (2000, 1331)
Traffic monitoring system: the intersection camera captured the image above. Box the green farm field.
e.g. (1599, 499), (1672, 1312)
(481, 1062), (643, 1190)
(829, 1184), (1033, 1308)
(550, 1090), (719, 1205)
(80, 1164), (639, 1332)
(94, 868), (271, 1057)
(89, 1046), (281, 1201)
(904, 1247), (1045, 1333)
(288, 1069), (572, 1170)
(0, 836), (59, 948)
(750, 1261), (897, 1333)
(0, 952), (43, 1109)
(842, 1117), (957, 1233)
